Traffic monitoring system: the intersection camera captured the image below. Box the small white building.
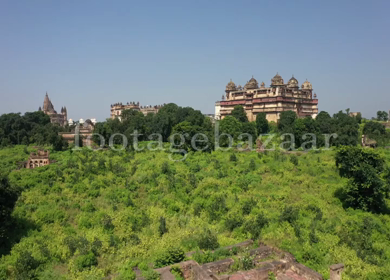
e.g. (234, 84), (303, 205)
(215, 101), (221, 120)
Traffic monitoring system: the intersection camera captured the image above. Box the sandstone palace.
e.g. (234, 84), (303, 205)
(215, 73), (318, 122)
(110, 102), (164, 120)
(39, 92), (68, 126)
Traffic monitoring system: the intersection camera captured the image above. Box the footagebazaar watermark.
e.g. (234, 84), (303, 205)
(72, 124), (338, 161)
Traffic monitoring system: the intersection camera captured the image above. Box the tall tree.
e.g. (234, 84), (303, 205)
(332, 111), (359, 146)
(377, 111), (388, 121)
(278, 111), (296, 134)
(231, 106), (248, 123)
(255, 113), (269, 134)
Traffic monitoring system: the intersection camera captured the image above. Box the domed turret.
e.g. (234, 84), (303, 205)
(287, 75), (299, 88)
(260, 81), (265, 88)
(225, 79), (237, 92)
(244, 76), (259, 89)
(302, 79), (312, 90)
(271, 73), (284, 86)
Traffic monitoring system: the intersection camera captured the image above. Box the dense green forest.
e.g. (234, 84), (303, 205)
(1, 145), (390, 280)
(1, 105), (390, 280)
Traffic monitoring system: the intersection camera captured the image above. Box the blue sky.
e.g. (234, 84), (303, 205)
(0, 0), (389, 121)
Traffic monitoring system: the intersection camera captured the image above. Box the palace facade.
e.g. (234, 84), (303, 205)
(216, 74), (318, 122)
(39, 92), (68, 126)
(110, 102), (163, 120)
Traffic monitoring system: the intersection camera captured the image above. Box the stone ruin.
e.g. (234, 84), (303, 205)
(137, 240), (344, 280)
(20, 149), (51, 169)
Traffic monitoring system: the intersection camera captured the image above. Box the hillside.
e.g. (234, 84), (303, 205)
(1, 146), (390, 280)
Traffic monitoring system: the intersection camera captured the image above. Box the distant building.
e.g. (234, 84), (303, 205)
(110, 102), (164, 120)
(216, 74), (318, 122)
(204, 114), (216, 124)
(21, 150), (51, 169)
(39, 92), (67, 126)
(215, 101), (221, 120)
(59, 119), (95, 145)
(349, 112), (361, 117)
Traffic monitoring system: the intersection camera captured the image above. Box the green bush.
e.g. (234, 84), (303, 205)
(243, 213), (269, 239)
(0, 265), (6, 280)
(142, 269), (160, 280)
(230, 154), (237, 162)
(280, 206), (299, 224)
(170, 265), (184, 280)
(154, 247), (185, 268)
(290, 155), (298, 166)
(74, 252), (98, 271)
(192, 250), (215, 264)
(158, 217), (168, 237)
(197, 229), (219, 250)
(14, 251), (41, 279)
(118, 266), (136, 280)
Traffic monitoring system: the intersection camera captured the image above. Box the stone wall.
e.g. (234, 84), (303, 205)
(289, 263), (323, 280)
(143, 241), (345, 280)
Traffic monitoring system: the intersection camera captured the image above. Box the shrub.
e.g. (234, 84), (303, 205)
(335, 146), (384, 178)
(161, 161), (170, 174)
(129, 233), (141, 245)
(75, 252), (98, 271)
(343, 164), (387, 212)
(307, 205), (323, 221)
(213, 247), (233, 259)
(170, 265), (184, 280)
(154, 247), (185, 268)
(241, 198), (257, 215)
(118, 263), (137, 280)
(224, 212), (243, 232)
(290, 155), (298, 166)
(192, 250), (215, 264)
(14, 251), (41, 280)
(231, 250), (254, 271)
(241, 253), (254, 270)
(230, 154), (237, 162)
(188, 173), (197, 188)
(158, 217), (168, 237)
(100, 213), (114, 231)
(268, 272), (276, 280)
(336, 146), (388, 212)
(205, 194), (227, 221)
(249, 159), (256, 171)
(309, 227), (319, 244)
(82, 202), (95, 212)
(243, 213), (269, 239)
(197, 229), (219, 250)
(91, 237), (103, 256)
(0, 265), (6, 280)
(142, 269), (160, 280)
(280, 206), (299, 224)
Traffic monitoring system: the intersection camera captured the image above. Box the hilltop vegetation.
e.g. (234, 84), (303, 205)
(1, 145), (390, 279)
(2, 105), (390, 280)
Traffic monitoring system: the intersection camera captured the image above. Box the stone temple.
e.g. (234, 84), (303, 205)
(39, 92), (68, 126)
(215, 74), (318, 122)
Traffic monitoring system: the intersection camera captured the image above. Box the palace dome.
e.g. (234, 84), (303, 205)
(271, 73), (284, 86)
(244, 76), (259, 89)
(287, 76), (299, 88)
(302, 79), (312, 90)
(260, 81), (265, 88)
(226, 79), (237, 91)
